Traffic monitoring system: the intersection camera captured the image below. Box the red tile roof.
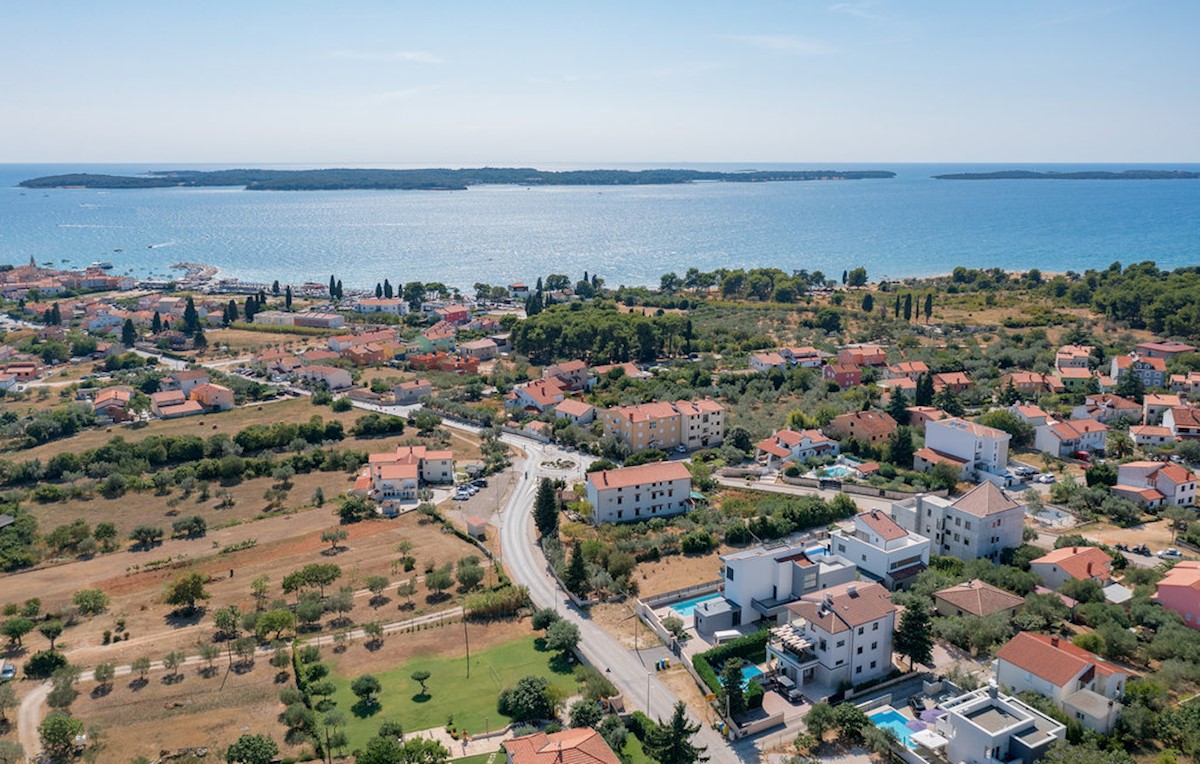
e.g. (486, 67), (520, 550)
(788, 581), (896, 634)
(587, 461), (691, 491)
(935, 579), (1024, 617)
(1032, 546), (1113, 581)
(997, 632), (1130, 688)
(858, 509), (907, 542)
(504, 728), (621, 764)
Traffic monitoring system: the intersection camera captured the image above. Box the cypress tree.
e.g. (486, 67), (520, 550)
(861, 293), (874, 313)
(51, 303), (61, 325)
(924, 293), (933, 323)
(121, 318), (137, 347)
(841, 269), (848, 285)
(227, 300), (239, 323)
(895, 600), (934, 670)
(182, 297), (199, 337)
(285, 286), (293, 311)
(151, 311), (162, 334)
(383, 279), (393, 299)
(887, 426), (914, 469)
(192, 325), (207, 349)
(533, 478), (559, 537)
(903, 293), (913, 322)
(329, 275), (336, 296)
(563, 544), (590, 596)
(375, 283), (383, 298)
(272, 279), (280, 295)
(886, 389), (910, 426)
(335, 280), (343, 299)
(893, 295), (900, 318)
(915, 373), (935, 407)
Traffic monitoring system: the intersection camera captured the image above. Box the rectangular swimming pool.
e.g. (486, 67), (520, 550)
(669, 593), (722, 618)
(870, 708), (916, 749)
(717, 663), (765, 690)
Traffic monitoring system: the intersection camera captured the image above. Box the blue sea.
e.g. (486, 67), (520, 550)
(1, 163), (1197, 289)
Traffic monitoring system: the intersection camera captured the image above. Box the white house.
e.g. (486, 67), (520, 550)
(553, 398), (595, 425)
(891, 482), (1024, 562)
(924, 417), (1011, 484)
(1034, 418), (1108, 458)
(1030, 546), (1113, 591)
(766, 581), (897, 696)
(353, 445), (455, 514)
(1113, 461), (1197, 507)
(355, 297), (409, 315)
(830, 509), (930, 589)
(749, 351), (788, 372)
(754, 428), (839, 468)
(935, 687), (1065, 764)
(695, 540), (856, 634)
(996, 632), (1132, 733)
(392, 379), (432, 405)
(1129, 425), (1174, 448)
(584, 461), (692, 524)
(294, 365), (353, 390)
(1164, 406), (1200, 440)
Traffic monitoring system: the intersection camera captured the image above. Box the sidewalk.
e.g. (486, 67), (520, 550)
(405, 723), (511, 759)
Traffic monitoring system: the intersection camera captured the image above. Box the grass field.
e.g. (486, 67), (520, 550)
(623, 735), (655, 763)
(329, 635), (577, 745)
(451, 752), (502, 764)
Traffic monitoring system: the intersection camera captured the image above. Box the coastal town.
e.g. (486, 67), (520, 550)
(1, 257), (1200, 764)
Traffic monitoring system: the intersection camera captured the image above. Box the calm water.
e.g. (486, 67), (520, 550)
(1, 163), (1198, 289)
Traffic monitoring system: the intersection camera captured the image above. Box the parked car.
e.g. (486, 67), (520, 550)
(0, 663), (14, 682)
(1071, 450), (1091, 462)
(675, 445), (688, 454)
(1133, 544), (1151, 556)
(1036, 473), (1057, 484)
(472, 478), (488, 488)
(1158, 548), (1183, 559)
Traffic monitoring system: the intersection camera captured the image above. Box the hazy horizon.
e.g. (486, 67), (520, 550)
(3, 1), (1198, 164)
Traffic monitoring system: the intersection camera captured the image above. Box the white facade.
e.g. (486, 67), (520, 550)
(830, 510), (930, 589)
(716, 541), (857, 627)
(891, 483), (1024, 562)
(584, 462), (692, 524)
(925, 417), (1010, 478)
(936, 687), (1066, 764)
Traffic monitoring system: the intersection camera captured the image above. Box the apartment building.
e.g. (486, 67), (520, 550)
(600, 399), (724, 452)
(696, 539), (856, 633)
(353, 445), (456, 512)
(830, 510), (930, 589)
(1034, 419), (1109, 458)
(826, 411), (896, 446)
(584, 461), (692, 524)
(1164, 406), (1200, 440)
(891, 482), (1024, 562)
(922, 417), (1011, 483)
(1111, 353), (1167, 389)
(1153, 562), (1200, 630)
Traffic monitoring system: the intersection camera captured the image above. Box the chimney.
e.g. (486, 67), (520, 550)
(1087, 562), (1094, 576)
(988, 684), (999, 699)
(848, 585), (858, 597)
(824, 593), (834, 607)
(1050, 636), (1059, 647)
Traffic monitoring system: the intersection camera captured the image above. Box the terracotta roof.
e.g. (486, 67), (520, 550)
(171, 369), (209, 381)
(555, 399), (594, 417)
(587, 461), (692, 491)
(504, 728), (621, 764)
(935, 579), (1024, 617)
(756, 438), (791, 459)
(547, 360), (588, 374)
(752, 351), (787, 366)
(788, 581), (896, 634)
(1013, 405), (1048, 419)
(773, 429), (833, 447)
(1145, 394), (1183, 407)
(889, 361), (929, 375)
(951, 482), (1019, 517)
(1136, 341), (1197, 354)
(158, 401), (204, 417)
(914, 447), (967, 467)
(933, 371), (971, 386)
(829, 410), (897, 439)
(1157, 564), (1200, 593)
(1047, 419), (1108, 440)
(858, 509), (907, 542)
(1169, 407), (1200, 429)
(1085, 393), (1139, 410)
(376, 463), (419, 480)
(1032, 546), (1112, 581)
(1129, 425), (1171, 437)
(1058, 367), (1094, 379)
(997, 632), (1129, 688)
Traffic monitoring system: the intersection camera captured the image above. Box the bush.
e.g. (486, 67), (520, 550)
(681, 530), (715, 554)
(24, 650), (67, 679)
(692, 630), (769, 694)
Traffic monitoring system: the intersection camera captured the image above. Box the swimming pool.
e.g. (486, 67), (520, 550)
(669, 593), (722, 618)
(805, 547), (828, 557)
(823, 465), (857, 478)
(717, 663), (765, 690)
(870, 709), (916, 749)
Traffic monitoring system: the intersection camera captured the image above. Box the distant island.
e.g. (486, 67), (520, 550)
(933, 169), (1200, 180)
(19, 167), (896, 191)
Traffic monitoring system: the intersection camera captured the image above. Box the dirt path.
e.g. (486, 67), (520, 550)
(17, 682), (50, 761)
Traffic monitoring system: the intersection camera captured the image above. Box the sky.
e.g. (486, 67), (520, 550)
(2, 1), (1197, 164)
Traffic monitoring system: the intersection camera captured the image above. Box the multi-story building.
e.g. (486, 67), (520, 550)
(823, 363), (862, 390)
(1055, 344), (1094, 370)
(887, 361), (929, 380)
(891, 482), (1024, 562)
(354, 297), (409, 315)
(353, 445), (455, 513)
(600, 399), (724, 452)
(826, 411), (896, 446)
(1169, 371), (1200, 397)
(766, 581), (897, 694)
(754, 428), (839, 467)
(1129, 425), (1174, 448)
(542, 360), (592, 391)
(584, 461), (692, 524)
(934, 686), (1066, 764)
(189, 382), (234, 411)
(1110, 353), (1167, 389)
(161, 369), (210, 396)
(1143, 394), (1183, 425)
(830, 510), (930, 589)
(1164, 406), (1200, 440)
(1030, 546), (1113, 591)
(553, 399), (595, 425)
(1113, 461), (1197, 507)
(294, 365), (353, 390)
(996, 632), (1132, 733)
(696, 539), (856, 633)
(1070, 393), (1140, 424)
(509, 378), (567, 412)
(1135, 340), (1197, 361)
(922, 417), (1010, 483)
(838, 345), (887, 367)
(1034, 419), (1108, 458)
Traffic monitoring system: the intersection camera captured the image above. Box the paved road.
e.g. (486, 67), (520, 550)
(495, 436), (760, 762)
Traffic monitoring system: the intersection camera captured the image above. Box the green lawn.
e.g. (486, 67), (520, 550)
(622, 735), (655, 763)
(329, 636), (577, 746)
(451, 751), (502, 764)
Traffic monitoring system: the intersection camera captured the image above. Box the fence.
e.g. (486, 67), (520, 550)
(640, 580), (723, 609)
(636, 599), (681, 654)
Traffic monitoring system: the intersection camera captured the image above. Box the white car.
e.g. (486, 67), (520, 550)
(1158, 548), (1182, 559)
(1036, 474), (1057, 484)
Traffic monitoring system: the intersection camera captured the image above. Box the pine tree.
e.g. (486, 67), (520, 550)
(121, 318), (137, 347)
(934, 387), (965, 417)
(182, 297), (199, 337)
(533, 478), (559, 537)
(285, 286), (293, 311)
(924, 293), (933, 323)
(895, 600), (933, 669)
(645, 701), (708, 764)
(887, 426), (914, 469)
(886, 390), (910, 426)
(383, 279), (393, 299)
(50, 303), (61, 325)
(915, 373), (935, 407)
(903, 293), (913, 322)
(997, 378), (1020, 406)
(563, 544), (590, 596)
(272, 279), (280, 295)
(151, 311), (162, 334)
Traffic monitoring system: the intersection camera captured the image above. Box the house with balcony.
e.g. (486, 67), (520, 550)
(823, 363), (861, 390)
(1113, 461), (1197, 507)
(542, 360), (592, 391)
(749, 351), (789, 372)
(891, 482), (1024, 562)
(887, 361), (929, 381)
(829, 510), (930, 589)
(1034, 418), (1109, 458)
(1071, 393), (1140, 424)
(934, 686), (1066, 764)
(1111, 353), (1167, 389)
(1164, 406), (1200, 440)
(920, 417), (1012, 485)
(995, 632), (1132, 733)
(600, 399), (724, 453)
(353, 445), (455, 514)
(754, 428), (839, 468)
(766, 581), (896, 699)
(1144, 394), (1183, 425)
(694, 539), (856, 634)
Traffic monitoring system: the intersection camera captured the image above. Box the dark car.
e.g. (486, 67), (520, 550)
(472, 478), (488, 488)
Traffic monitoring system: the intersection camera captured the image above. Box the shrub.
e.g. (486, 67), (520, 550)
(692, 630), (769, 695)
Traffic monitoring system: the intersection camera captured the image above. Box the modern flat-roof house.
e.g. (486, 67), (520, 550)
(696, 539), (856, 634)
(766, 581), (897, 696)
(754, 428), (839, 467)
(934, 686), (1066, 764)
(995, 632), (1132, 733)
(891, 482), (1024, 562)
(1113, 461), (1197, 507)
(830, 510), (930, 589)
(922, 417), (1011, 485)
(934, 579), (1024, 619)
(584, 461), (692, 524)
(1030, 546), (1113, 591)
(1153, 561), (1200, 630)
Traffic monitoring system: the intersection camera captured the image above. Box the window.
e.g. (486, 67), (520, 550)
(856, 646), (863, 655)
(856, 666), (862, 674)
(964, 520), (972, 530)
(873, 622), (879, 631)
(870, 660), (877, 669)
(727, 568), (734, 581)
(871, 641), (877, 650)
(617, 510), (623, 519)
(836, 640), (845, 648)
(858, 627), (864, 635)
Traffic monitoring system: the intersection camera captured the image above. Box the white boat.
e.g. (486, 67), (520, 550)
(90, 261), (114, 269)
